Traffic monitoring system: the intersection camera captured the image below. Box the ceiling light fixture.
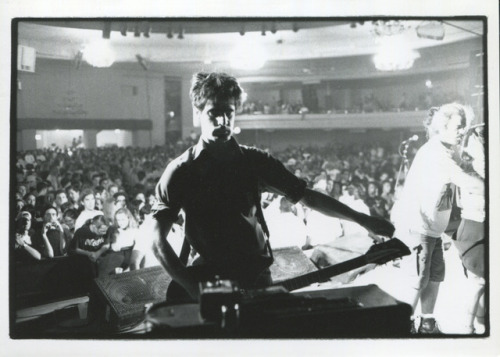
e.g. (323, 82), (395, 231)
(143, 24), (150, 38)
(134, 24), (140, 37)
(416, 21), (445, 40)
(372, 20), (409, 37)
(166, 28), (173, 39)
(102, 22), (111, 39)
(120, 24), (127, 36)
(178, 27), (184, 39)
(270, 22), (277, 34)
(373, 36), (420, 71)
(82, 39), (116, 68)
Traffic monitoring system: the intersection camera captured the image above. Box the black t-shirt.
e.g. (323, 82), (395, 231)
(153, 138), (307, 278)
(72, 224), (109, 253)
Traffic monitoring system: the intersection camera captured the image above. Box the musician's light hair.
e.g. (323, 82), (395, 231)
(424, 102), (472, 139)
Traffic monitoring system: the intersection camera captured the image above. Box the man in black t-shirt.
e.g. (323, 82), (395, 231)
(152, 72), (395, 301)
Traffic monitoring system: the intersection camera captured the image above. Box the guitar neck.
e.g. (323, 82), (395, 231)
(272, 255), (368, 292)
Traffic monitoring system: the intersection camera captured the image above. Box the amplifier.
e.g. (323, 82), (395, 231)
(269, 246), (317, 283)
(90, 266), (171, 331)
(146, 284), (413, 338)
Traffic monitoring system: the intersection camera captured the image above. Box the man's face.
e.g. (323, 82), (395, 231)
(439, 114), (466, 146)
(82, 194), (95, 211)
(55, 192), (68, 206)
(63, 216), (75, 230)
(44, 208), (58, 223)
(100, 179), (110, 189)
(18, 185), (27, 197)
(68, 189), (79, 203)
(94, 221), (109, 235)
(92, 176), (101, 187)
(26, 175), (37, 189)
(26, 194), (36, 206)
(196, 99), (236, 144)
(115, 195), (126, 208)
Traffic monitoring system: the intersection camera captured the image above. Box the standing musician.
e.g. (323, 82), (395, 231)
(391, 103), (484, 334)
(151, 72), (395, 302)
(453, 121), (486, 334)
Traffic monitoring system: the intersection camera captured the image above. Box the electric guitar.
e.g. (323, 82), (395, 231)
(166, 238), (410, 302)
(272, 237), (410, 291)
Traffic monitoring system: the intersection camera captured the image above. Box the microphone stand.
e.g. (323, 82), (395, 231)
(395, 140), (411, 193)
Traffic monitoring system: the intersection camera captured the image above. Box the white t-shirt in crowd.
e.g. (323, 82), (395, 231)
(338, 195), (370, 237)
(267, 211), (308, 249)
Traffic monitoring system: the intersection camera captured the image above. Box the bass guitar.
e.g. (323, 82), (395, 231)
(166, 238), (410, 302)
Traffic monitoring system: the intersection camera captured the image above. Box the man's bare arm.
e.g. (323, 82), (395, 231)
(300, 188), (395, 237)
(151, 217), (200, 300)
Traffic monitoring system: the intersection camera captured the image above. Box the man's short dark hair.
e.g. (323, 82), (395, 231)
(63, 208), (78, 220)
(189, 72), (244, 110)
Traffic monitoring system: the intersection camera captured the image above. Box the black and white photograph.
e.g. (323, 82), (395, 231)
(2, 1), (499, 356)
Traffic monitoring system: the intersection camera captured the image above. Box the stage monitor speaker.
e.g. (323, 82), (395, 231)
(90, 266), (171, 331)
(269, 246), (317, 284)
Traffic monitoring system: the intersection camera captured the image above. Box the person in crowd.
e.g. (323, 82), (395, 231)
(70, 214), (115, 276)
(453, 121), (486, 334)
(339, 183), (371, 237)
(380, 179), (395, 211)
(304, 180), (344, 248)
(53, 189), (68, 219)
(102, 184), (119, 220)
(108, 207), (140, 271)
(66, 186), (80, 210)
(266, 196), (308, 249)
(23, 192), (37, 208)
(391, 104), (484, 334)
(150, 72), (394, 302)
(91, 173), (102, 189)
(62, 208), (78, 239)
(13, 211), (47, 261)
(74, 188), (102, 230)
(33, 206), (72, 257)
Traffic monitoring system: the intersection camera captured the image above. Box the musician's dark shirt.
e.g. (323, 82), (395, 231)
(152, 137), (306, 279)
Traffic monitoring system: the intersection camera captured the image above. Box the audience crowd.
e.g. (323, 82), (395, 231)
(13, 135), (411, 276)
(240, 89), (464, 115)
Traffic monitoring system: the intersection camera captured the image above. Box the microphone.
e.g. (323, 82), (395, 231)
(467, 123), (485, 132)
(402, 135), (419, 144)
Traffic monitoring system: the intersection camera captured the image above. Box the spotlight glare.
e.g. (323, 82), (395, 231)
(230, 39), (267, 70)
(82, 39), (116, 67)
(233, 127), (241, 135)
(373, 36), (420, 71)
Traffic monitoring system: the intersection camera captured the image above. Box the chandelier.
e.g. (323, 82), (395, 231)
(372, 20), (410, 37)
(373, 35), (420, 71)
